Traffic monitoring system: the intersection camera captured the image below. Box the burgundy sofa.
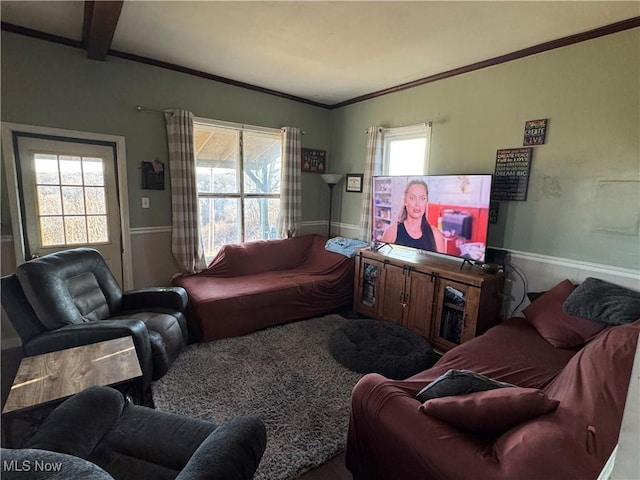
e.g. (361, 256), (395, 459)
(346, 278), (640, 480)
(172, 234), (354, 342)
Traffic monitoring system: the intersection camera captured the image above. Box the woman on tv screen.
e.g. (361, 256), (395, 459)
(380, 179), (445, 252)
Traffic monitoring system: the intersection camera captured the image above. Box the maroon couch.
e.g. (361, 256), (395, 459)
(346, 279), (639, 480)
(172, 235), (354, 342)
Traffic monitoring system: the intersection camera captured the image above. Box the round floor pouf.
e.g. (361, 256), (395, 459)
(329, 319), (439, 380)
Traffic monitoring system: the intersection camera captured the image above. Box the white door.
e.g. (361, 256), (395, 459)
(15, 136), (123, 285)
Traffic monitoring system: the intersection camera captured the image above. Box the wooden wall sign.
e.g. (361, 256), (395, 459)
(141, 159), (165, 190)
(523, 119), (548, 146)
(301, 148), (326, 173)
(491, 148), (532, 201)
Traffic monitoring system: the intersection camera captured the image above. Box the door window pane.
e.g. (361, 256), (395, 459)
(87, 216), (108, 243)
(64, 216), (87, 244)
(83, 158), (105, 186)
(40, 217), (65, 246)
(34, 155), (59, 184)
(37, 186), (62, 215)
(62, 186), (85, 215)
(85, 187), (106, 214)
(59, 156), (83, 185)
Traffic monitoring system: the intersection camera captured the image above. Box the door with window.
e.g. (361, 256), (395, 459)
(15, 136), (123, 284)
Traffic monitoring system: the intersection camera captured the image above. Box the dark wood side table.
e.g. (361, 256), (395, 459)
(2, 336), (142, 446)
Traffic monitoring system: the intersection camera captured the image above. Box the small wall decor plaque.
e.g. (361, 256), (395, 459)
(523, 118), (548, 146)
(301, 148), (326, 173)
(491, 148), (532, 201)
(346, 174), (364, 193)
(141, 158), (165, 190)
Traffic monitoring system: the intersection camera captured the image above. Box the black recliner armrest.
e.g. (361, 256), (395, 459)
(121, 287), (188, 313)
(25, 386), (127, 459)
(176, 417), (267, 480)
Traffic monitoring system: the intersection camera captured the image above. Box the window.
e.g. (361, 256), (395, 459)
(194, 120), (282, 260)
(382, 124), (431, 175)
(34, 153), (109, 246)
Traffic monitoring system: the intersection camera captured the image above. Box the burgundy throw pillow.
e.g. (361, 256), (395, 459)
(522, 279), (607, 348)
(420, 387), (560, 435)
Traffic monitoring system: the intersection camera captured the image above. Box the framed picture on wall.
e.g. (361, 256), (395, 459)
(301, 148), (326, 173)
(346, 174), (364, 193)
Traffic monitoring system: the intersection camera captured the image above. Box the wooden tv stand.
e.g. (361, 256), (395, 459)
(353, 245), (504, 352)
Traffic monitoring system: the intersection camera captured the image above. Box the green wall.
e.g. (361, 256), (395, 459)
(329, 28), (640, 270)
(2, 28), (639, 270)
(0, 32), (330, 232)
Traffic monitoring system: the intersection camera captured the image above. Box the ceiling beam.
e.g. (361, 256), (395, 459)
(82, 1), (123, 60)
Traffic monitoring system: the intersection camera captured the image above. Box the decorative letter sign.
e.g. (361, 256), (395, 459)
(523, 119), (548, 146)
(491, 148), (533, 201)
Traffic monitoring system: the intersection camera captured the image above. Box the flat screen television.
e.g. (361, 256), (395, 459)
(372, 174), (493, 263)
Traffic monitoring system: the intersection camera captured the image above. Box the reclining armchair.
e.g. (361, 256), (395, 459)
(2, 248), (188, 393)
(1, 386), (267, 480)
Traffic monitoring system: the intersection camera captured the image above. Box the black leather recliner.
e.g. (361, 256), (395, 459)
(2, 386), (267, 480)
(1, 248), (189, 392)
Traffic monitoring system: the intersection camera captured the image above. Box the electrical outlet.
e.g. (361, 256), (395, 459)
(142, 197), (150, 209)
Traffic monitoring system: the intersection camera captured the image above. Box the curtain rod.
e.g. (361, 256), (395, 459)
(137, 105), (305, 134)
(364, 122), (431, 134)
(136, 105), (174, 116)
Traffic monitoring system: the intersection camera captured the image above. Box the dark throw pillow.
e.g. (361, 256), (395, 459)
(522, 279), (607, 348)
(563, 277), (640, 326)
(416, 369), (513, 403)
(419, 387), (560, 435)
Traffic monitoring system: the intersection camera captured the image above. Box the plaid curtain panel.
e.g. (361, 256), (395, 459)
(164, 109), (206, 275)
(359, 126), (383, 241)
(279, 127), (302, 238)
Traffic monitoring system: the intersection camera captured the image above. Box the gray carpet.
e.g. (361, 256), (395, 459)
(152, 314), (363, 480)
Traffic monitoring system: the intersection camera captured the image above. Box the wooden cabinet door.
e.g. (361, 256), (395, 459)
(354, 256), (385, 318)
(431, 279), (477, 351)
(404, 269), (436, 338)
(378, 263), (406, 325)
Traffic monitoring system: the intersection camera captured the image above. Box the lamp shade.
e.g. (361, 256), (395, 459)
(320, 174), (344, 185)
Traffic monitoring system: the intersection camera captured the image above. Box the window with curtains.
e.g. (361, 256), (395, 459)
(382, 124), (431, 175)
(194, 120), (282, 260)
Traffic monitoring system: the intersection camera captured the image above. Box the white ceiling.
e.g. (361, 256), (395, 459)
(2, 1), (639, 106)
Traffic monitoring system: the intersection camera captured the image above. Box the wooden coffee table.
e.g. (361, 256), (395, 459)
(2, 336), (142, 415)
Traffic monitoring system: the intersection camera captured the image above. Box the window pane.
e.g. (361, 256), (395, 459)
(196, 127), (239, 193)
(244, 198), (280, 242)
(82, 157), (105, 186)
(388, 138), (426, 175)
(34, 155), (60, 184)
(243, 132), (281, 194)
(59, 156), (83, 185)
(87, 216), (109, 243)
(62, 186), (85, 214)
(200, 197), (241, 259)
(40, 216), (64, 246)
(37, 185), (62, 215)
(64, 216), (87, 244)
(85, 187), (106, 214)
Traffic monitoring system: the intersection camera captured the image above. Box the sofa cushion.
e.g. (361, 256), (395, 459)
(419, 387), (560, 435)
(523, 279), (607, 348)
(416, 369), (513, 403)
(563, 277), (640, 326)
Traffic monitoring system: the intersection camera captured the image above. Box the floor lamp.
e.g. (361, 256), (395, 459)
(320, 174), (343, 238)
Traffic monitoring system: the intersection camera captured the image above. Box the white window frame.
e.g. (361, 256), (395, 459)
(381, 123), (432, 175)
(193, 117), (282, 258)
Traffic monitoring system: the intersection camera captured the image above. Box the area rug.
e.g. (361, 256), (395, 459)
(152, 314), (363, 480)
